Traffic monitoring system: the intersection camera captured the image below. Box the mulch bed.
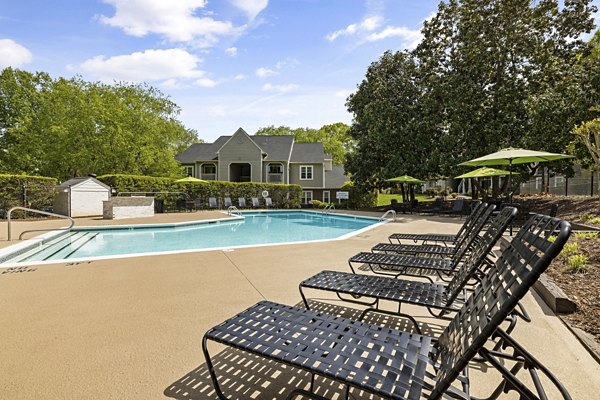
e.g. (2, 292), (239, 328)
(545, 231), (600, 343)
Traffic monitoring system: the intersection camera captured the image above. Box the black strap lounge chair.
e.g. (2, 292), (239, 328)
(251, 197), (260, 208)
(223, 197), (232, 208)
(300, 207), (519, 332)
(389, 200), (484, 245)
(208, 197), (217, 209)
(348, 207), (517, 283)
(371, 202), (495, 258)
(238, 197), (246, 208)
(265, 197), (273, 208)
(203, 215), (572, 400)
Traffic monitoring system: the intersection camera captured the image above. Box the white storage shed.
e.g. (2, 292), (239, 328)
(53, 177), (111, 217)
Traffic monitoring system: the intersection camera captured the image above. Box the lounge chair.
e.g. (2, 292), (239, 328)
(251, 197), (260, 208)
(202, 214), (572, 400)
(389, 200), (483, 245)
(223, 197), (232, 208)
(238, 197), (246, 208)
(348, 206), (516, 282)
(299, 207), (519, 331)
(371, 202), (495, 257)
(208, 197), (217, 209)
(265, 197), (272, 208)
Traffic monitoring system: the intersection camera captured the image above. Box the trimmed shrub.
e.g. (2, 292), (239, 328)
(341, 181), (377, 209)
(97, 174), (302, 209)
(0, 174), (59, 218)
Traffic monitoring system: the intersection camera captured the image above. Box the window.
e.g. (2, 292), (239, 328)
(302, 190), (313, 204)
(323, 191), (330, 203)
(201, 164), (217, 180)
(269, 163), (283, 174)
(300, 165), (313, 180)
(535, 177), (542, 189)
(554, 176), (565, 188)
(182, 165), (194, 177)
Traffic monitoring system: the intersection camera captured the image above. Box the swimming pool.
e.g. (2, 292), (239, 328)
(0, 211), (384, 265)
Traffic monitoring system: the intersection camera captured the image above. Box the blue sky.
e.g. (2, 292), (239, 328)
(0, 1), (596, 142)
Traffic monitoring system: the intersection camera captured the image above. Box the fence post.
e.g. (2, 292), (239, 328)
(565, 177), (568, 197)
(22, 184), (27, 207)
(592, 174), (595, 197)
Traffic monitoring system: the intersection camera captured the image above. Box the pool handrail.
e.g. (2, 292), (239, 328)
(227, 206), (239, 215)
(7, 206), (75, 241)
(380, 209), (397, 221)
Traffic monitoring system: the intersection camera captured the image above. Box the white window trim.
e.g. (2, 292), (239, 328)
(300, 165), (313, 180)
(202, 163), (217, 174)
(183, 165), (194, 176)
(323, 190), (330, 203)
(302, 190), (313, 204)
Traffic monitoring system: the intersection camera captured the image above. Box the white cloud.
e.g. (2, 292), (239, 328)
(234, 74), (246, 80)
(256, 67), (277, 78)
(207, 105), (227, 117)
(262, 83), (299, 93)
(335, 90), (353, 99)
(365, 26), (422, 49)
(275, 57), (299, 69)
(0, 39), (33, 68)
(326, 16), (383, 41)
(99, 0), (240, 46)
(225, 47), (238, 57)
(228, 0), (268, 20)
(196, 77), (219, 87)
(78, 48), (205, 82)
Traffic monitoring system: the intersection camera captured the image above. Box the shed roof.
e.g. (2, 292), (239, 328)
(58, 177), (111, 190)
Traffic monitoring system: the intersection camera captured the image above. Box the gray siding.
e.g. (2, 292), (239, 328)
(289, 163), (324, 188)
(218, 131), (262, 182)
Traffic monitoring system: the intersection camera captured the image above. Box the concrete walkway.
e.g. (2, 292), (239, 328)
(0, 211), (598, 399)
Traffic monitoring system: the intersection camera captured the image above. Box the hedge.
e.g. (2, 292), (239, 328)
(0, 174), (59, 217)
(342, 181), (378, 209)
(97, 174), (303, 209)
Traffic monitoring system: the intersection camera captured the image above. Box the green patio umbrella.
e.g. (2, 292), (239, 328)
(385, 175), (426, 184)
(459, 147), (573, 200)
(385, 175), (426, 202)
(455, 167), (519, 179)
(174, 176), (205, 183)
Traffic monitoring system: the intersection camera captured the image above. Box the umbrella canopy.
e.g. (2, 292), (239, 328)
(174, 176), (205, 183)
(455, 167), (520, 179)
(385, 175), (425, 184)
(458, 147), (573, 167)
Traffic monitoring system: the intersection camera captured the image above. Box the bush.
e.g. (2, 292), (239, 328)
(565, 254), (589, 273)
(341, 181), (377, 209)
(424, 188), (437, 198)
(0, 174), (59, 218)
(97, 174), (302, 209)
(310, 200), (330, 209)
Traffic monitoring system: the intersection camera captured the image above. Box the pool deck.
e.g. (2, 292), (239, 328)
(0, 210), (598, 399)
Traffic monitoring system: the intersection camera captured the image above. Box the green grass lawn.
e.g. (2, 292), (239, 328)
(377, 193), (433, 207)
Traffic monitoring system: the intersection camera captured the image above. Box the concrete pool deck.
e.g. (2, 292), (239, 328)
(0, 211), (598, 399)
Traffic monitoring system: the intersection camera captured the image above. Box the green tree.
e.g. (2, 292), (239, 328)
(256, 122), (353, 165)
(572, 109), (600, 194)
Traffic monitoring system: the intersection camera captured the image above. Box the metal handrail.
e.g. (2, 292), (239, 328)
(7, 206), (75, 241)
(323, 204), (336, 214)
(380, 209), (397, 222)
(227, 206), (239, 215)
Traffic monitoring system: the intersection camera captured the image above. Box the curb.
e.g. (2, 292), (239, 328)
(532, 274), (577, 314)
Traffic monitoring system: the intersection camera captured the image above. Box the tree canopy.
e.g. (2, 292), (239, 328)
(345, 0), (598, 189)
(255, 122), (354, 165)
(0, 68), (199, 180)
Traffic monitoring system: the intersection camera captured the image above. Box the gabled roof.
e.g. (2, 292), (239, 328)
(253, 136), (295, 161)
(58, 177), (111, 190)
(290, 142), (326, 163)
(175, 136), (229, 163)
(324, 165), (349, 189)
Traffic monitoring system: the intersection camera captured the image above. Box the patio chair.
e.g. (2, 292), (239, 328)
(208, 197), (217, 209)
(300, 207), (520, 333)
(419, 196), (446, 214)
(251, 197), (260, 208)
(389, 200), (484, 245)
(443, 198), (466, 216)
(265, 197), (273, 208)
(348, 206), (516, 283)
(238, 197), (246, 208)
(203, 215), (572, 400)
(371, 202), (495, 258)
(223, 197), (232, 208)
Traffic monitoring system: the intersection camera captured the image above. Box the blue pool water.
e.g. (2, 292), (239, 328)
(3, 211), (381, 264)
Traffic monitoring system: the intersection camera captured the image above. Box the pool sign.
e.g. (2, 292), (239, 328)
(336, 191), (349, 200)
(262, 190), (269, 198)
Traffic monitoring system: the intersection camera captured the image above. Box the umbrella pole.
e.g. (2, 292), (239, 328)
(509, 160), (513, 204)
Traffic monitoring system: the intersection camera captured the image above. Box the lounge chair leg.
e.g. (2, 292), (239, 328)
(202, 336), (231, 400)
(299, 285), (310, 309)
